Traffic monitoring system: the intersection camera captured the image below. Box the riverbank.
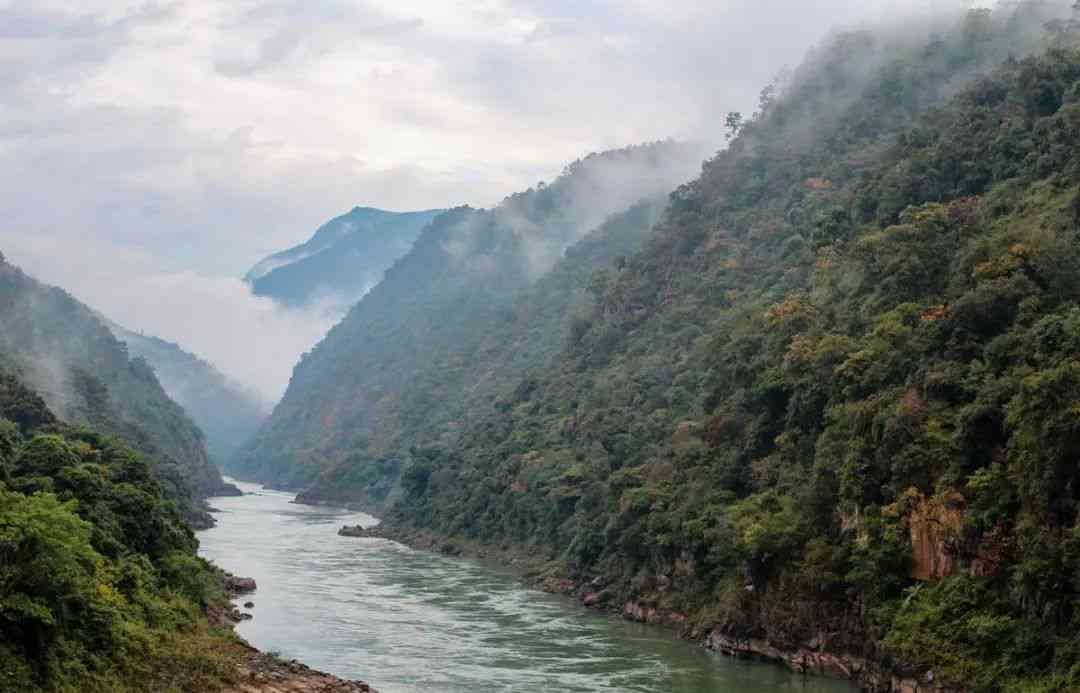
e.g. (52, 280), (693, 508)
(210, 574), (377, 693)
(343, 524), (953, 693)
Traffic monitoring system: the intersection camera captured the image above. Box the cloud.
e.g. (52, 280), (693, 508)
(0, 0), (972, 406)
(2, 233), (333, 405)
(212, 1), (425, 77)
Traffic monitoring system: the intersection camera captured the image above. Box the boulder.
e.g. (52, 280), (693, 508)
(225, 575), (258, 594)
(338, 525), (370, 537)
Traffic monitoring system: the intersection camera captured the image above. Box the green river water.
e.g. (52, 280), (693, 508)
(199, 480), (855, 693)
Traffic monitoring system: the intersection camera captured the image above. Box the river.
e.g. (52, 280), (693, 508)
(198, 480), (854, 693)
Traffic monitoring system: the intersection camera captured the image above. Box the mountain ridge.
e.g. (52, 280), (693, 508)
(0, 252), (234, 517)
(245, 206), (444, 308)
(107, 322), (267, 467)
(232, 140), (709, 493)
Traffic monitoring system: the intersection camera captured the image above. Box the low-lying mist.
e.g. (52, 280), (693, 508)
(3, 238), (338, 408)
(107, 271), (339, 407)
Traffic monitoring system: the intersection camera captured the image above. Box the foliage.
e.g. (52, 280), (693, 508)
(234, 142), (701, 494)
(367, 6), (1080, 690)
(0, 373), (235, 692)
(236, 4), (1080, 689)
(0, 256), (230, 516)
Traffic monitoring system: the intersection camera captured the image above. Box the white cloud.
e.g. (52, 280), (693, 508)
(4, 227), (333, 404)
(0, 0), (953, 405)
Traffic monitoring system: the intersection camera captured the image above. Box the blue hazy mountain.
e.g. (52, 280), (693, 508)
(245, 207), (444, 308)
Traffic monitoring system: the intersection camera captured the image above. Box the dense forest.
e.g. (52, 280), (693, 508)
(249, 3), (1080, 690)
(10, 1), (1080, 690)
(0, 256), (235, 523)
(245, 207), (444, 309)
(0, 370), (238, 691)
(233, 141), (706, 497)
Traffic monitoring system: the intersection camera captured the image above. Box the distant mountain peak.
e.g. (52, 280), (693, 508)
(244, 207), (444, 308)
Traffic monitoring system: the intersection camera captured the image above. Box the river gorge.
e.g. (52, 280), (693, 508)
(199, 481), (854, 693)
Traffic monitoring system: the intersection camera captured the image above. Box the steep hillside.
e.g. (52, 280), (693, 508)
(0, 254), (233, 504)
(377, 6), (1080, 692)
(109, 324), (267, 465)
(0, 370), (232, 691)
(295, 198), (669, 509)
(0, 369), (371, 692)
(232, 142), (706, 493)
(245, 206), (443, 308)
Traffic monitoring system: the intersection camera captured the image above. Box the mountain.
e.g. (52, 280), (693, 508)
(0, 253), (234, 510)
(293, 197), (670, 510)
(108, 324), (267, 466)
(0, 369), (237, 691)
(245, 206), (444, 308)
(369, 5), (1080, 691)
(231, 141), (708, 494)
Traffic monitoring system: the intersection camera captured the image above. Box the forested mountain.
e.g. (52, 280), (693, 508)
(0, 370), (259, 692)
(293, 198), (670, 509)
(245, 206), (443, 308)
(0, 254), (234, 509)
(237, 3), (1080, 690)
(108, 324), (266, 466)
(231, 142), (707, 496)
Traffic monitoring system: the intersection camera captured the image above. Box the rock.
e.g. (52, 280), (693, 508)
(622, 600), (688, 627)
(239, 612), (253, 621)
(225, 575), (258, 594)
(223, 648), (377, 693)
(244, 601), (255, 609)
(338, 525), (370, 537)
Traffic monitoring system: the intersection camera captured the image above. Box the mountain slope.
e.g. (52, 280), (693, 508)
(376, 6), (1080, 691)
(245, 206), (443, 308)
(0, 254), (233, 504)
(295, 197), (670, 509)
(0, 370), (238, 692)
(109, 324), (267, 465)
(232, 142), (707, 492)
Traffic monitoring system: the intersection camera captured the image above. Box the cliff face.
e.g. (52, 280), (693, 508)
(899, 490), (964, 582)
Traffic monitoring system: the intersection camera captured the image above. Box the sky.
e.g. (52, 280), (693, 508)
(0, 0), (948, 403)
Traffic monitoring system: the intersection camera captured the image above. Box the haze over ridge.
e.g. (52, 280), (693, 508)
(1, 0), (955, 402)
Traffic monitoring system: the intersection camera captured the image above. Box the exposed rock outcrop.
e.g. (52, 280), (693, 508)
(703, 631), (957, 693)
(225, 575), (258, 595)
(337, 525), (373, 537)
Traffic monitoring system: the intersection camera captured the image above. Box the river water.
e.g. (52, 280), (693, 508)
(198, 480), (854, 693)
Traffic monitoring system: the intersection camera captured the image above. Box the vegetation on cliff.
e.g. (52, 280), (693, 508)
(233, 142), (706, 497)
(0, 256), (232, 512)
(321, 5), (1080, 690)
(0, 371), (239, 692)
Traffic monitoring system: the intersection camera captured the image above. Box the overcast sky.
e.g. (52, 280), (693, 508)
(1, 0), (946, 402)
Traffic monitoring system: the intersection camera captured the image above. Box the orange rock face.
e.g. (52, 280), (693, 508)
(902, 490), (964, 581)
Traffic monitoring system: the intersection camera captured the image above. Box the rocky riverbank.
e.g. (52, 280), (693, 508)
(222, 646), (376, 693)
(344, 524), (956, 693)
(212, 573), (377, 693)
